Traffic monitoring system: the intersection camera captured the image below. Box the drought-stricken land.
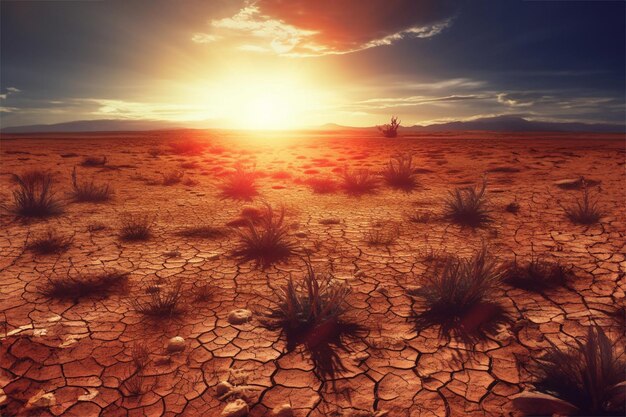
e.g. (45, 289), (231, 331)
(0, 130), (624, 417)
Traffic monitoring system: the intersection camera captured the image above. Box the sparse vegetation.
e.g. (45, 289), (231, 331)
(219, 164), (259, 201)
(162, 170), (184, 185)
(81, 156), (107, 167)
(305, 176), (338, 194)
(408, 247), (507, 339)
(232, 204), (295, 267)
(130, 342), (150, 370)
(120, 214), (153, 241)
(564, 184), (603, 225)
(258, 263), (350, 338)
(378, 116), (401, 138)
(131, 278), (184, 317)
(444, 179), (491, 227)
(409, 211), (433, 223)
(257, 262), (364, 379)
(340, 168), (379, 195)
(513, 326), (625, 416)
(8, 170), (63, 218)
(365, 221), (401, 246)
(505, 201), (520, 213)
(26, 229), (72, 254)
(168, 139), (208, 155)
(70, 167), (113, 202)
(42, 270), (128, 300)
(176, 225), (226, 239)
(381, 154), (418, 191)
(503, 256), (572, 292)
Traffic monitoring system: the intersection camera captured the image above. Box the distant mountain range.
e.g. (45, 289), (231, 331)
(2, 115), (624, 133)
(0, 119), (183, 133)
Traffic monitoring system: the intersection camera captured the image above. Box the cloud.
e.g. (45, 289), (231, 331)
(201, 0), (459, 56)
(191, 33), (220, 44)
(0, 87), (21, 100)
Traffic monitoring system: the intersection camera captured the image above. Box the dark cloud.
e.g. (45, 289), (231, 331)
(250, 0), (460, 52)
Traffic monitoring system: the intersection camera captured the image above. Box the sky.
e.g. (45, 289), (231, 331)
(1, 0), (624, 129)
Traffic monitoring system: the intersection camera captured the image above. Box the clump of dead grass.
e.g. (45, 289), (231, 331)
(8, 170), (63, 218)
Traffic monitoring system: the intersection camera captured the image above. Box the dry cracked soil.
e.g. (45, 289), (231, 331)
(0, 130), (624, 417)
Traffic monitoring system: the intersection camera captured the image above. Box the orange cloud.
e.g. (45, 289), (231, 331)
(198, 0), (458, 56)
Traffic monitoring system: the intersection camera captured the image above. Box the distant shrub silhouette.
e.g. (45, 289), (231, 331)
(564, 183), (603, 225)
(220, 164), (259, 201)
(9, 170), (63, 218)
(378, 116), (400, 138)
(382, 154), (418, 191)
(340, 168), (379, 195)
(70, 167), (112, 202)
(444, 179), (491, 227)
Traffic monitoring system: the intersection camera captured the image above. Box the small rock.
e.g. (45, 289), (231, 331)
(215, 380), (233, 398)
(272, 404), (294, 417)
(221, 399), (249, 417)
(166, 336), (185, 353)
(26, 391), (56, 409)
(228, 309), (252, 325)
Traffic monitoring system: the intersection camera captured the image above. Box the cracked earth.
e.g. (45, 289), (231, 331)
(0, 130), (624, 416)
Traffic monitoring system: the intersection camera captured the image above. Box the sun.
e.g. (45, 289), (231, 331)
(187, 66), (335, 130)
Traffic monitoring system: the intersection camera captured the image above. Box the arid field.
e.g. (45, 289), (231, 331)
(0, 130), (624, 417)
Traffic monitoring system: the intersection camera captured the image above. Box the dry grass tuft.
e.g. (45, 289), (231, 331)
(365, 221), (401, 246)
(219, 164), (259, 201)
(515, 326), (625, 416)
(304, 176), (338, 194)
(81, 156), (107, 167)
(42, 270), (128, 300)
(162, 170), (184, 185)
(503, 256), (572, 292)
(408, 247), (507, 340)
(444, 179), (491, 227)
(27, 229), (72, 255)
(381, 154), (418, 191)
(564, 184), (603, 225)
(257, 262), (365, 379)
(340, 168), (379, 195)
(8, 170), (63, 218)
(70, 167), (113, 202)
(232, 203), (295, 268)
(120, 214), (153, 241)
(131, 278), (184, 318)
(168, 139), (208, 155)
(176, 225), (226, 239)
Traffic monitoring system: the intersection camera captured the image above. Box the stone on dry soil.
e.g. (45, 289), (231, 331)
(26, 391), (56, 409)
(221, 399), (249, 417)
(228, 309), (252, 325)
(166, 336), (185, 353)
(272, 404), (294, 417)
(215, 380), (233, 398)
